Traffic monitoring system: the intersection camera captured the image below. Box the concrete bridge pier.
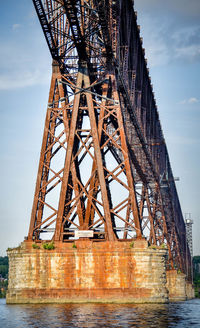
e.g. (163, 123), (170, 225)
(7, 239), (195, 304)
(186, 281), (195, 300)
(7, 238), (169, 304)
(166, 270), (186, 301)
(166, 269), (194, 301)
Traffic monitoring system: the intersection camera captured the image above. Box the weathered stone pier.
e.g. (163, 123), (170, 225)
(6, 239), (194, 304)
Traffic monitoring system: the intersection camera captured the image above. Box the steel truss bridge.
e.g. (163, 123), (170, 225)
(29, 0), (192, 279)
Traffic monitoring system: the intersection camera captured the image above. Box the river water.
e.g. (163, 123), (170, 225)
(1, 298), (200, 328)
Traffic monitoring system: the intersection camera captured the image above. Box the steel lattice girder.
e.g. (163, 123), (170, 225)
(29, 0), (192, 280)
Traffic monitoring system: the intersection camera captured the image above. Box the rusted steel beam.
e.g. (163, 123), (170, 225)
(83, 66), (117, 241)
(54, 69), (83, 241)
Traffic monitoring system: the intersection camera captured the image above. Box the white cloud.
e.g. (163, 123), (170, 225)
(12, 24), (21, 31)
(188, 97), (199, 104)
(138, 15), (170, 67)
(175, 44), (200, 61)
(0, 69), (50, 90)
(145, 38), (170, 67)
(135, 0), (200, 20)
(172, 26), (198, 43)
(0, 34), (51, 90)
(135, 1), (200, 66)
(180, 97), (199, 105)
(143, 24), (200, 66)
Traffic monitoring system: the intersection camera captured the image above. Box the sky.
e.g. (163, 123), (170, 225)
(0, 0), (199, 256)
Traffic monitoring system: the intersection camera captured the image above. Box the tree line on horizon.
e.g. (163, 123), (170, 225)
(0, 256), (8, 298)
(193, 256), (200, 297)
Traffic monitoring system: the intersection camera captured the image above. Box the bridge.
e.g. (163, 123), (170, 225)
(6, 0), (194, 304)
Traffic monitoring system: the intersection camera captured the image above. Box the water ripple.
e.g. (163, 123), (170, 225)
(1, 299), (200, 328)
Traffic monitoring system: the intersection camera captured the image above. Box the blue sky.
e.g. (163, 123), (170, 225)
(0, 0), (199, 256)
